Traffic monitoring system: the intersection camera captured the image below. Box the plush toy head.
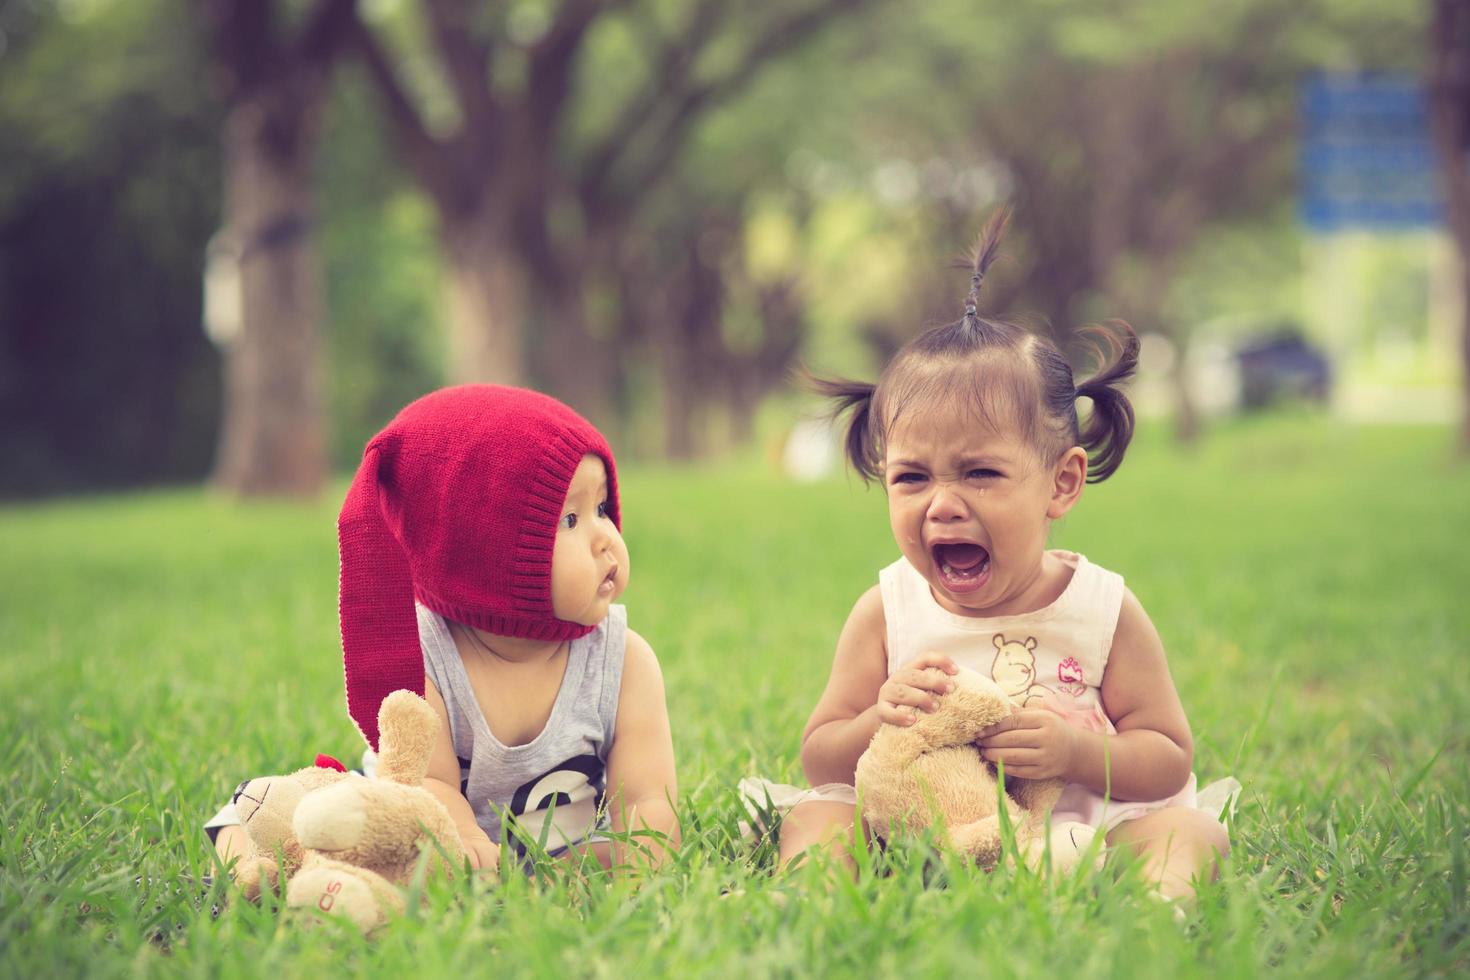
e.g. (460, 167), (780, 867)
(230, 759), (351, 902)
(855, 665), (1096, 871)
(284, 690), (471, 931)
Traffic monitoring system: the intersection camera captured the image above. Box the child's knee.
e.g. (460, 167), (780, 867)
(781, 801), (856, 848)
(213, 825), (249, 864)
(1161, 811), (1230, 880)
(1169, 809), (1231, 860)
(778, 800), (861, 870)
(1109, 808), (1229, 862)
(785, 801), (855, 834)
(1195, 815), (1230, 862)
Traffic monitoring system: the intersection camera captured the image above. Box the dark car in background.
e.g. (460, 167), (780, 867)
(1235, 330), (1333, 410)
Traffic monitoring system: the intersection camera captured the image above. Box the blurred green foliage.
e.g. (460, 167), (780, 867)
(316, 69), (445, 465)
(0, 0), (1433, 495)
(0, 0), (221, 495)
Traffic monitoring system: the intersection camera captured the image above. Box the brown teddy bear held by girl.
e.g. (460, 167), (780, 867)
(855, 666), (1097, 871)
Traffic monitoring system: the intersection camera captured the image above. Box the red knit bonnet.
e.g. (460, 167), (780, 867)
(337, 385), (619, 749)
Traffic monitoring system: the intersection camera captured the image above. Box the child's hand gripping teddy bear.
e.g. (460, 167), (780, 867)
(855, 666), (1098, 871)
(229, 756), (352, 902)
(282, 690), (475, 931)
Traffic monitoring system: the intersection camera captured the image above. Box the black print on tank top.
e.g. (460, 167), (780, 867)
(501, 754), (605, 857)
(457, 756), (472, 797)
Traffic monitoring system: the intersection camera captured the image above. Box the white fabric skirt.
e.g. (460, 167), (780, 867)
(738, 775), (1241, 839)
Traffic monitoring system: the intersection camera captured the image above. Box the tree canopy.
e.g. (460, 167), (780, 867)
(0, 0), (1434, 495)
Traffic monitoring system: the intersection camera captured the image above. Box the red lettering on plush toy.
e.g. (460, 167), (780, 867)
(318, 878), (343, 911)
(1057, 657), (1086, 696)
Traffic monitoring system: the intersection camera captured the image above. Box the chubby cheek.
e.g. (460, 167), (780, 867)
(549, 569), (577, 621)
(549, 543), (588, 619)
(610, 534), (632, 597)
(888, 500), (924, 555)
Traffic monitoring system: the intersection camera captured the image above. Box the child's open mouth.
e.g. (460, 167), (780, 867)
(932, 542), (990, 594)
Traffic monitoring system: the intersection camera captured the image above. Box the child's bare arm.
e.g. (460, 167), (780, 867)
(604, 629), (680, 871)
(1082, 588), (1193, 798)
(423, 677), (500, 869)
(800, 587), (956, 786)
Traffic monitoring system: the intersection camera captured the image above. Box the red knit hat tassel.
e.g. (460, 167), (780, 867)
(338, 443), (423, 752)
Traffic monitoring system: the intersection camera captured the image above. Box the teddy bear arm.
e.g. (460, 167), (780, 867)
(412, 798), (468, 874)
(856, 726), (930, 786)
(948, 815), (1004, 867)
(231, 851), (279, 903)
(279, 837), (307, 875)
(1005, 775), (1066, 820)
(917, 689), (1013, 748)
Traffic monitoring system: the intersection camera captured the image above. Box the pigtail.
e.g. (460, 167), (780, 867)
(960, 207), (1012, 325)
(1073, 320), (1140, 483)
(804, 371), (882, 482)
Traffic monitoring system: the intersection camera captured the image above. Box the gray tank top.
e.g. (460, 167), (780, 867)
(418, 602), (626, 855)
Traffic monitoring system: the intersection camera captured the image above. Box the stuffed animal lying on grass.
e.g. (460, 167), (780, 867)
(284, 689), (472, 930)
(230, 689), (473, 930)
(230, 756), (352, 902)
(855, 666), (1098, 871)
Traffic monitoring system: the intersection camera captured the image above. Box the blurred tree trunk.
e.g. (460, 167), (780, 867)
(441, 215), (526, 387)
(971, 68), (1099, 340)
(206, 0), (356, 497)
(724, 277), (805, 445)
(617, 207), (806, 457)
(964, 15), (1292, 443)
(650, 241), (721, 459)
(1088, 53), (1283, 443)
(533, 234), (621, 437)
(1085, 59), (1207, 442)
(347, 0), (864, 437)
(1429, 0), (1470, 454)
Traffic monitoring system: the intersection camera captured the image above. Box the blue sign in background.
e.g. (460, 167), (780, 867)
(1299, 73), (1443, 232)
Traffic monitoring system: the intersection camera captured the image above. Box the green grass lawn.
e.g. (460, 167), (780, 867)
(3, 415), (1467, 977)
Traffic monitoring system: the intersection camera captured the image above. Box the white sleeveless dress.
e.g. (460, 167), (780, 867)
(740, 551), (1239, 834)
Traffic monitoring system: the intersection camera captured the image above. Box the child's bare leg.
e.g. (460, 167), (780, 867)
(558, 839), (613, 870)
(778, 800), (860, 872)
(1106, 807), (1230, 903)
(214, 825), (250, 867)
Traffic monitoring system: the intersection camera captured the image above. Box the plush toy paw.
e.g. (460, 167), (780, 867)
(230, 854), (280, 903)
(286, 860), (403, 933)
(1050, 821), (1102, 872)
(1016, 821), (1102, 873)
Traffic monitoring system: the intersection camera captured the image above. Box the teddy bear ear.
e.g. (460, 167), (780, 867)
(993, 633), (1005, 649)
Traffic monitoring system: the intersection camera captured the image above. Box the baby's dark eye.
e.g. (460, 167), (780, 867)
(596, 500), (610, 519)
(967, 468), (1001, 480)
(559, 512), (578, 530)
(891, 472), (927, 485)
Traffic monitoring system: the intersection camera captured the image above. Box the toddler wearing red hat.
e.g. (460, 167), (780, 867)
(210, 385), (679, 874)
